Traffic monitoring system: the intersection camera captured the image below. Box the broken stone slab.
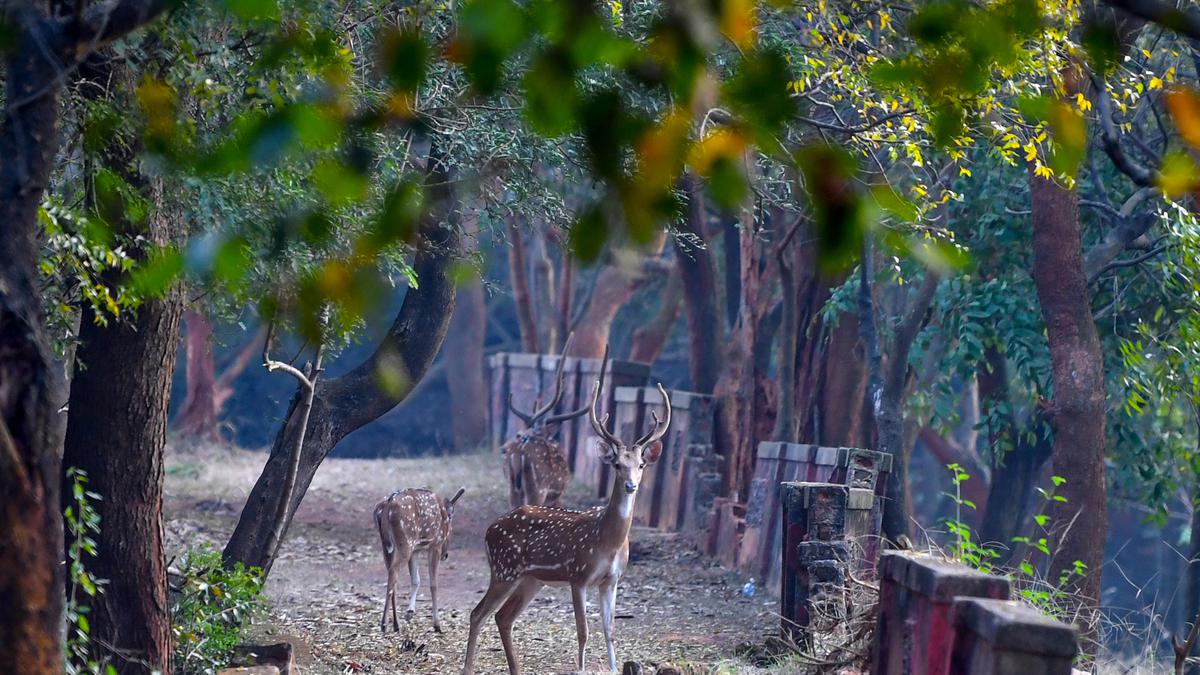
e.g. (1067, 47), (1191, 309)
(950, 597), (1078, 675)
(231, 643), (298, 675)
(870, 551), (1011, 675)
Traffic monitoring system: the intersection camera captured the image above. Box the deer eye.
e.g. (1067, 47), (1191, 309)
(638, 462), (645, 469)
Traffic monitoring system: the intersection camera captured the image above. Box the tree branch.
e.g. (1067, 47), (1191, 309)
(1105, 0), (1200, 42)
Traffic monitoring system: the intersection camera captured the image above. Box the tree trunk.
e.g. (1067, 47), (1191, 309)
(176, 309), (218, 439)
(556, 247), (574, 352)
(61, 278), (181, 675)
(175, 310), (263, 441)
(445, 212), (488, 452)
(674, 175), (723, 394)
(507, 219), (539, 353)
(0, 17), (72, 673)
(223, 139), (461, 573)
(977, 347), (1053, 560)
(530, 223), (558, 352)
(629, 265), (683, 363)
(0, 5), (171, 669)
(567, 233), (668, 359)
(1028, 165), (1107, 619)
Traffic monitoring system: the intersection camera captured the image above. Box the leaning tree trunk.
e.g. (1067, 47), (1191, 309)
(674, 174), (723, 394)
(223, 140), (461, 573)
(445, 210), (488, 452)
(1028, 165), (1108, 622)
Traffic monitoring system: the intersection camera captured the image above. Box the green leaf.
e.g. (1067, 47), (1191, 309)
(569, 207), (607, 263)
(380, 28), (429, 92)
(523, 53), (578, 136)
(130, 247), (183, 298)
(224, 0), (279, 22)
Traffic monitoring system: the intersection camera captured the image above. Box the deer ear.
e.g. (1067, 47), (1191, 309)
(642, 440), (663, 463)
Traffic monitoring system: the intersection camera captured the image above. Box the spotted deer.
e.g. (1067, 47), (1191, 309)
(501, 333), (588, 508)
(462, 348), (671, 675)
(373, 486), (465, 633)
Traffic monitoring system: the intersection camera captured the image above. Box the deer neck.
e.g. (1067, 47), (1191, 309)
(598, 472), (637, 549)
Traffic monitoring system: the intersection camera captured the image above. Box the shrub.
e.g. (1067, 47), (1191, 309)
(171, 547), (266, 675)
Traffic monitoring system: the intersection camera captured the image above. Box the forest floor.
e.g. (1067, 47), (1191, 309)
(164, 445), (781, 674)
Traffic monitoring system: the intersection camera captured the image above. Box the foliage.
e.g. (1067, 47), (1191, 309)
(171, 547), (266, 675)
(64, 468), (116, 675)
(941, 464), (1086, 624)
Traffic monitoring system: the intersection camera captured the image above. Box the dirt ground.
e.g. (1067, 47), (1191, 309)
(164, 446), (781, 674)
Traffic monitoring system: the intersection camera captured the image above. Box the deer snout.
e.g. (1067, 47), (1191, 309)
(624, 480), (637, 494)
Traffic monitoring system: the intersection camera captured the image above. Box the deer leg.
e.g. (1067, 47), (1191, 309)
(462, 579), (519, 675)
(496, 578), (542, 675)
(381, 562), (394, 633)
(429, 551), (443, 632)
(407, 556), (421, 615)
(571, 583), (589, 672)
(599, 580), (619, 672)
(391, 581), (400, 631)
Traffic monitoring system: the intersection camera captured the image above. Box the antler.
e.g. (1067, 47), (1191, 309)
(634, 383), (672, 447)
(588, 344), (621, 447)
(510, 333), (577, 429)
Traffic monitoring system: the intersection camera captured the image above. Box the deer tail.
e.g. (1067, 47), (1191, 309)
(375, 506), (395, 556)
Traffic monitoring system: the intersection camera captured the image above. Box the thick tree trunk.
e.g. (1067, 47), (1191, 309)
(60, 47), (183, 673)
(674, 175), (723, 394)
(507, 219), (539, 353)
(61, 281), (181, 675)
(629, 266), (683, 363)
(0, 5), (170, 669)
(445, 213), (488, 452)
(1028, 166), (1107, 619)
(0, 17), (72, 673)
(223, 140), (461, 573)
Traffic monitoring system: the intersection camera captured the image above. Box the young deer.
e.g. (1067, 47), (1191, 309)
(502, 334), (588, 508)
(373, 486), (465, 633)
(462, 349), (671, 675)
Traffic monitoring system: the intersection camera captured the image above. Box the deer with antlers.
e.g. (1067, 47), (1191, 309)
(462, 347), (671, 675)
(373, 486), (465, 634)
(502, 333), (589, 508)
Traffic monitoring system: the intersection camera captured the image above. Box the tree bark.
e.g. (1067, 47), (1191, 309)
(61, 272), (181, 675)
(1028, 165), (1108, 619)
(223, 139), (461, 573)
(445, 211), (488, 451)
(674, 175), (723, 394)
(507, 219), (539, 353)
(860, 235), (940, 542)
(0, 3), (173, 668)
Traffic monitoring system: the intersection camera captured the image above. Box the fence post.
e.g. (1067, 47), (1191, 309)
(870, 551), (1011, 675)
(950, 598), (1078, 675)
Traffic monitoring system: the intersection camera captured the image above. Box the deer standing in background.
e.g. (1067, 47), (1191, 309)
(373, 486), (465, 633)
(463, 348), (671, 675)
(502, 333), (588, 508)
